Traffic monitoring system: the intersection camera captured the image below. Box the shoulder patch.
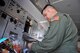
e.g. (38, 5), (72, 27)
(63, 13), (69, 18)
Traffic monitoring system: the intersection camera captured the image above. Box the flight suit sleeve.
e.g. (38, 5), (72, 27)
(31, 17), (67, 53)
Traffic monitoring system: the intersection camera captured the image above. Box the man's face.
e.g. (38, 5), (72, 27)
(43, 6), (57, 21)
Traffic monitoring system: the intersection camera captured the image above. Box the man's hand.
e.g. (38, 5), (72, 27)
(28, 42), (33, 49)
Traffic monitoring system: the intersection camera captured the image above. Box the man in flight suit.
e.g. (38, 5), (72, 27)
(27, 4), (78, 53)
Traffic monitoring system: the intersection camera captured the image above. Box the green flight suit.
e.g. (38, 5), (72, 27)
(31, 12), (78, 53)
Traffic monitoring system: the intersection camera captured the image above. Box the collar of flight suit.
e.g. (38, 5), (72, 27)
(50, 12), (60, 22)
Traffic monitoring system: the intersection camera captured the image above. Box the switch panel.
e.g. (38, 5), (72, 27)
(5, 0), (27, 24)
(0, 10), (10, 38)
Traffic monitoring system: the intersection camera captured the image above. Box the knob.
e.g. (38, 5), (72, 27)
(1, 13), (7, 19)
(14, 19), (17, 24)
(17, 10), (20, 13)
(10, 18), (14, 22)
(0, 0), (5, 6)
